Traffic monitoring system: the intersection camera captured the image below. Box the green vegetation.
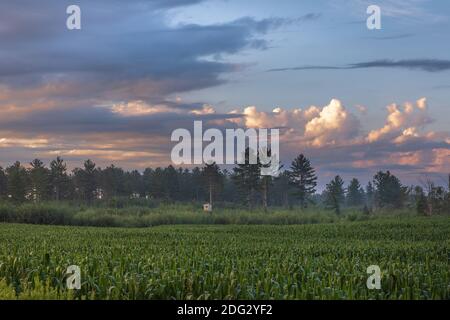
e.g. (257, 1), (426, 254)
(0, 155), (448, 300)
(0, 202), (367, 227)
(1, 156), (449, 216)
(0, 217), (449, 300)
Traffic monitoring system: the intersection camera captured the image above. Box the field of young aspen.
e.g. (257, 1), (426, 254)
(0, 217), (449, 300)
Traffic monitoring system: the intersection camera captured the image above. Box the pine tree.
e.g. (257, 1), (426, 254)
(202, 162), (222, 208)
(73, 159), (98, 204)
(100, 165), (125, 199)
(414, 186), (427, 215)
(347, 178), (364, 207)
(50, 157), (69, 201)
(6, 161), (28, 203)
(259, 148), (280, 210)
(191, 167), (205, 201)
(373, 171), (407, 209)
(288, 154), (317, 208)
(28, 159), (50, 202)
(365, 181), (374, 210)
(233, 148), (261, 210)
(125, 170), (144, 198)
(324, 175), (345, 214)
(147, 167), (167, 200)
(164, 165), (180, 201)
(273, 171), (291, 208)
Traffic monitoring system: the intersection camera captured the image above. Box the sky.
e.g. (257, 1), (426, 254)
(0, 0), (449, 187)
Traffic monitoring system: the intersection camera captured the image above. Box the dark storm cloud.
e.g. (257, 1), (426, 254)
(0, 103), (242, 136)
(0, 0), (294, 102)
(268, 59), (450, 73)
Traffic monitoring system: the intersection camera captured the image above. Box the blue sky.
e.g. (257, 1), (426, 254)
(0, 0), (449, 186)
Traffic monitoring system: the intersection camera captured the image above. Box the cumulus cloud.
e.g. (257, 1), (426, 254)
(304, 99), (359, 147)
(212, 97), (448, 185)
(228, 99), (359, 148)
(367, 98), (431, 143)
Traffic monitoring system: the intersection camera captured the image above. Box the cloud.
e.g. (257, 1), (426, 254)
(365, 33), (415, 40)
(190, 105), (216, 115)
(110, 101), (182, 116)
(367, 98), (431, 142)
(229, 99), (359, 148)
(268, 59), (450, 73)
(304, 99), (359, 147)
(224, 97), (448, 185)
(0, 137), (49, 149)
(0, 1), (293, 108)
(0, 95), (448, 187)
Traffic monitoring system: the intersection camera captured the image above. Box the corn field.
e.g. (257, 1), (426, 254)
(0, 217), (449, 300)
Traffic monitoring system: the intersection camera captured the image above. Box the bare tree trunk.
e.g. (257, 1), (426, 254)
(209, 182), (213, 210)
(262, 181), (268, 211)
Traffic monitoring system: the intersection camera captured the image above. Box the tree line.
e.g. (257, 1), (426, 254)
(0, 152), (449, 215)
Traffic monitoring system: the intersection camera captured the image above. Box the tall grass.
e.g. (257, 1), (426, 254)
(0, 201), (425, 228)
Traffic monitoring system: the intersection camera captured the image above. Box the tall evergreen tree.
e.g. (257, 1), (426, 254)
(413, 186), (428, 215)
(288, 154), (317, 208)
(148, 167), (167, 200)
(125, 170), (144, 198)
(202, 162), (222, 208)
(272, 171), (291, 208)
(164, 165), (180, 201)
(324, 175), (345, 214)
(142, 168), (153, 199)
(6, 161), (28, 203)
(73, 159), (98, 204)
(259, 148), (281, 210)
(50, 157), (69, 201)
(222, 169), (238, 203)
(99, 165), (125, 199)
(233, 148), (261, 209)
(346, 178), (364, 207)
(28, 159), (50, 202)
(191, 167), (205, 201)
(373, 171), (407, 209)
(365, 181), (375, 210)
